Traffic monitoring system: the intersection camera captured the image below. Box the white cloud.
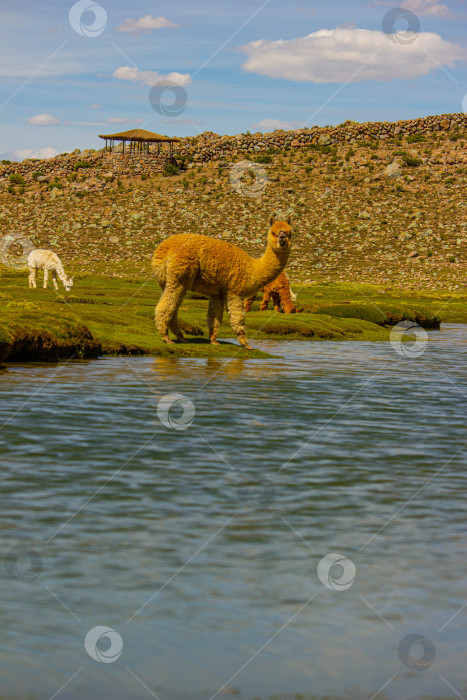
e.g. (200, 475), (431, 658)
(250, 118), (303, 132)
(27, 113), (60, 127)
(2, 147), (60, 162)
(239, 27), (467, 83)
(112, 66), (192, 87)
(85, 104), (103, 109)
(400, 0), (450, 17)
(116, 14), (179, 37)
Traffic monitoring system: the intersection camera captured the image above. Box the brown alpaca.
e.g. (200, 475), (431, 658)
(152, 215), (292, 349)
(244, 271), (302, 314)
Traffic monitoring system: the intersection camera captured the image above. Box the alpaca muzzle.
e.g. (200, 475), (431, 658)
(278, 233), (287, 248)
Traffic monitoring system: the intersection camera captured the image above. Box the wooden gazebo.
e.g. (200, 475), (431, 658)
(98, 128), (181, 155)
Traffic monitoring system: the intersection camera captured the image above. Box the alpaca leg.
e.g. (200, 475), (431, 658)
(260, 290), (269, 311)
(168, 313), (186, 343)
(155, 283), (186, 344)
(28, 268), (36, 289)
(52, 271), (59, 290)
(272, 292), (281, 312)
(165, 277), (186, 342)
(244, 295), (255, 313)
(43, 270), (49, 289)
(208, 295), (224, 345)
(226, 293), (251, 349)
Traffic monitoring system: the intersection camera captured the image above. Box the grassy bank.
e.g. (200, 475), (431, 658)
(1, 266), (463, 362)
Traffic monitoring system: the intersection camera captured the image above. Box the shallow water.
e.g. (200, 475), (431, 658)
(0, 325), (466, 700)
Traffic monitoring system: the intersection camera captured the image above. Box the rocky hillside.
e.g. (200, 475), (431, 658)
(0, 113), (465, 290)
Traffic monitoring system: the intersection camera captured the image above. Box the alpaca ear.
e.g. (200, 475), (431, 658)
(269, 213), (276, 226)
(286, 215), (292, 226)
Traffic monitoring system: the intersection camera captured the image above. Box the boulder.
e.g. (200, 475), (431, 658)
(385, 161), (402, 178)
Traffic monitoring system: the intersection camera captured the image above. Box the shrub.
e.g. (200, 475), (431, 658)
(407, 134), (425, 143)
(33, 171), (45, 180)
(1, 159), (11, 165)
(254, 154), (272, 164)
(9, 173), (25, 185)
(74, 160), (92, 171)
(402, 156), (422, 167)
(163, 162), (180, 177)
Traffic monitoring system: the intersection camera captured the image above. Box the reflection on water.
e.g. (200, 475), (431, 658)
(0, 325), (466, 700)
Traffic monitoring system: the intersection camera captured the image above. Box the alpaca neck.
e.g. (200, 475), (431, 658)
(56, 264), (68, 284)
(249, 243), (289, 291)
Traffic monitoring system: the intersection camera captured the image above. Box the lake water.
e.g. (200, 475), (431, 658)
(0, 325), (466, 700)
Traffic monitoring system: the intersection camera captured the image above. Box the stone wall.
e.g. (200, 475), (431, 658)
(1, 112), (465, 187)
(177, 113), (466, 162)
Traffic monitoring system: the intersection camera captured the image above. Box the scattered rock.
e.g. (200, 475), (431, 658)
(385, 161), (402, 178)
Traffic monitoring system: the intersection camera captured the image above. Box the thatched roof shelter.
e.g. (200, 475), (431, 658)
(98, 129), (181, 155)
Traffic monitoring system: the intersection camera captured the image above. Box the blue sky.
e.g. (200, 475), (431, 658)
(0, 0), (466, 159)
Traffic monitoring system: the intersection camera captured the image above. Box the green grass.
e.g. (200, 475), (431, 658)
(293, 282), (467, 324)
(1, 268), (465, 362)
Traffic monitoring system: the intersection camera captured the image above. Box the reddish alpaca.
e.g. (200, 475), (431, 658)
(244, 271), (302, 314)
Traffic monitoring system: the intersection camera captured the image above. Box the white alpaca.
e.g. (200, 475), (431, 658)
(28, 249), (74, 291)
